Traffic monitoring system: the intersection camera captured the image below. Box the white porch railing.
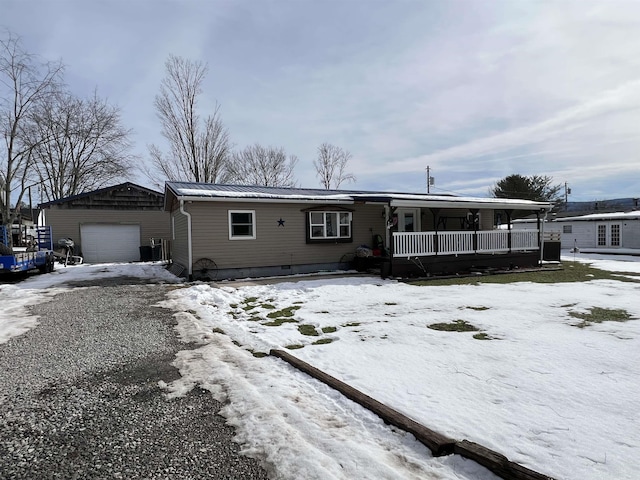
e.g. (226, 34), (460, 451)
(393, 229), (539, 258)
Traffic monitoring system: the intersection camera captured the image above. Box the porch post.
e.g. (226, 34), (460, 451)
(504, 209), (513, 252)
(384, 204), (393, 278)
(469, 209), (479, 252)
(430, 208), (440, 255)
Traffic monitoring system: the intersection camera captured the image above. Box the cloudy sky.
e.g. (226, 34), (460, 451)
(4, 0), (640, 201)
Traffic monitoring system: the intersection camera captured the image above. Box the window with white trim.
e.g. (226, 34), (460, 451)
(563, 225), (572, 234)
(307, 211), (352, 242)
(228, 210), (256, 240)
(611, 224), (621, 246)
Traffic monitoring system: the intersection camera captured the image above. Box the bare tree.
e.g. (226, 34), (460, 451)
(225, 144), (298, 187)
(313, 143), (356, 189)
(0, 32), (63, 230)
(146, 55), (230, 187)
(28, 90), (133, 202)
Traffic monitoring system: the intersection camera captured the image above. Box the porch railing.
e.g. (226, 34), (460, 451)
(392, 229), (539, 258)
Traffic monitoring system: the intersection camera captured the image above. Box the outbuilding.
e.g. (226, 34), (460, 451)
(39, 183), (170, 263)
(555, 211), (640, 254)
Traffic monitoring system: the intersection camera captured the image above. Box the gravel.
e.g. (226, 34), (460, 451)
(0, 277), (270, 479)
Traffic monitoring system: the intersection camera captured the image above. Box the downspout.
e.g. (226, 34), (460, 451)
(180, 199), (193, 279)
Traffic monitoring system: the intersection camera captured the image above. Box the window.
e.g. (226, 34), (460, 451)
(610, 224), (621, 246)
(563, 225), (572, 234)
(307, 211), (352, 242)
(597, 224), (607, 246)
(229, 210), (256, 240)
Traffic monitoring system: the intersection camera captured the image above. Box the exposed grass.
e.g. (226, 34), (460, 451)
(343, 322), (361, 327)
(321, 326), (337, 334)
(312, 338), (334, 345)
(250, 350), (268, 358)
(428, 319), (479, 332)
(569, 307), (634, 328)
(385, 302), (398, 306)
(410, 262), (640, 286)
(463, 306), (490, 311)
(473, 332), (495, 340)
(285, 344), (304, 350)
(211, 327), (225, 334)
(267, 306), (301, 319)
(264, 318), (298, 327)
(244, 297), (259, 304)
(298, 324), (320, 336)
(260, 303), (276, 310)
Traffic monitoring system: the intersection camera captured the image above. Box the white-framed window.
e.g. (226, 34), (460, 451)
(308, 211), (352, 242)
(563, 225), (572, 234)
(228, 210), (256, 240)
(597, 224), (607, 246)
(610, 224), (621, 246)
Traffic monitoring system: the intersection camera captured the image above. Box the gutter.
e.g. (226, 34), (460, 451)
(180, 199), (193, 279)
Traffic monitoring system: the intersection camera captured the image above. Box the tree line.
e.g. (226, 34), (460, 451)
(2, 30), (565, 230)
(145, 54), (355, 190)
(0, 34), (356, 227)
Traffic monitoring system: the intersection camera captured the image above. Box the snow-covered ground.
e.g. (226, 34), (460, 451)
(1, 254), (639, 480)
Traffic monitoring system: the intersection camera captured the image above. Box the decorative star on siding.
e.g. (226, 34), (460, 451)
(277, 218), (285, 227)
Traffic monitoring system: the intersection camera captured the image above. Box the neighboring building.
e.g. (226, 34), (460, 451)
(555, 211), (640, 253)
(39, 183), (170, 263)
(164, 182), (552, 280)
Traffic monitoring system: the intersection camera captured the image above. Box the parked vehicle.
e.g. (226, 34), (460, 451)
(0, 225), (55, 274)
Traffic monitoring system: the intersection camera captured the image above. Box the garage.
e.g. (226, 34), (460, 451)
(80, 224), (141, 263)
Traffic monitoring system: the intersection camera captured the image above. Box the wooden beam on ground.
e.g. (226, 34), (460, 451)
(454, 440), (555, 480)
(270, 348), (456, 457)
(270, 349), (557, 480)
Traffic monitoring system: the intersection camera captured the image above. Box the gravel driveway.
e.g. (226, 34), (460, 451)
(0, 276), (269, 479)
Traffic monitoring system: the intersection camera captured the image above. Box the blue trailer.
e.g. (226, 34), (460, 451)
(0, 225), (55, 274)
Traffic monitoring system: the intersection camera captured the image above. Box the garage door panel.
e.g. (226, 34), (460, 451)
(80, 224), (141, 263)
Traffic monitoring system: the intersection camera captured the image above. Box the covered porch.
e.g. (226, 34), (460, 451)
(374, 195), (552, 278)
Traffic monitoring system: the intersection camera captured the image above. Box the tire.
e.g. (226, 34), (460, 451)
(0, 243), (13, 256)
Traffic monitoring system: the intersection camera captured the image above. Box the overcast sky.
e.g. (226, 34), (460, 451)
(4, 0), (640, 201)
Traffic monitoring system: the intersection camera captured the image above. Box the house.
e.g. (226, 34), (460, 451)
(555, 211), (640, 253)
(164, 182), (552, 280)
(39, 182), (170, 263)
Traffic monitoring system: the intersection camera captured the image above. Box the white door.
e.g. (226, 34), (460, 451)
(80, 224), (141, 263)
(596, 223), (621, 247)
(397, 209), (420, 232)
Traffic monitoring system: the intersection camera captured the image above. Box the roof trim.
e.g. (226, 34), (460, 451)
(164, 182), (552, 211)
(39, 182), (163, 207)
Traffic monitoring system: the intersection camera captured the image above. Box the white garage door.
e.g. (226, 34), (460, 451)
(80, 224), (141, 263)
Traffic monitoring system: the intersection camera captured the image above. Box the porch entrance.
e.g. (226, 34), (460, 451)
(397, 208), (420, 232)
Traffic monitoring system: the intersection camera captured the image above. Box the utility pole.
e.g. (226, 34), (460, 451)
(564, 182), (571, 210)
(426, 166), (434, 194)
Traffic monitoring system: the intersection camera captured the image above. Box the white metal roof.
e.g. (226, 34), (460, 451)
(165, 182), (552, 211)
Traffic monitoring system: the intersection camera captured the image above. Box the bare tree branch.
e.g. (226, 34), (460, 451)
(146, 55), (230, 188)
(313, 143), (355, 189)
(28, 90), (133, 201)
(0, 31), (63, 232)
(225, 144), (298, 187)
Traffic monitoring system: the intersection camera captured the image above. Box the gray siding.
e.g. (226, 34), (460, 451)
(43, 208), (170, 254)
(180, 201), (385, 270)
(561, 219), (640, 249)
(623, 220), (640, 248)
